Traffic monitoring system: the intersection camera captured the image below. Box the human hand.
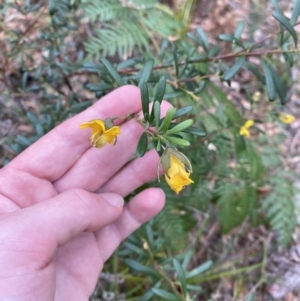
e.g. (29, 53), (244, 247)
(0, 86), (167, 301)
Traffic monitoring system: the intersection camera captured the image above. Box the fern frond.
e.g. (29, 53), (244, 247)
(154, 183), (196, 252)
(85, 22), (149, 58)
(262, 174), (297, 247)
(81, 0), (126, 22)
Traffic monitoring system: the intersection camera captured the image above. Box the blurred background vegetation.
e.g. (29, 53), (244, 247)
(1, 0), (300, 300)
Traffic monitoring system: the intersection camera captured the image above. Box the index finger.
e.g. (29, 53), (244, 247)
(7, 85), (142, 182)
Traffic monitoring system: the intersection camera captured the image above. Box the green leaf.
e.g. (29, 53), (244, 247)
(270, 0), (283, 13)
(186, 260), (213, 279)
(100, 58), (123, 86)
(173, 106), (193, 119)
(154, 76), (166, 103)
(21, 71), (29, 89)
(234, 20), (245, 39)
(282, 43), (294, 67)
(137, 289), (154, 301)
(173, 259), (187, 296)
(271, 69), (287, 104)
(181, 126), (206, 136)
(125, 259), (159, 278)
(208, 45), (221, 56)
(166, 119), (194, 135)
(138, 59), (154, 87)
(290, 0), (300, 26)
(182, 250), (194, 270)
(187, 284), (203, 292)
(166, 136), (190, 147)
(159, 107), (176, 133)
(48, 0), (56, 14)
(262, 60), (276, 101)
(16, 135), (32, 146)
(154, 101), (160, 129)
(26, 111), (38, 124)
(158, 106), (193, 133)
(273, 12), (298, 46)
(245, 62), (266, 84)
(140, 81), (149, 121)
(136, 132), (148, 157)
(152, 288), (182, 301)
(196, 27), (209, 53)
(223, 56), (246, 81)
(162, 91), (185, 99)
(172, 43), (179, 78)
(219, 34), (245, 49)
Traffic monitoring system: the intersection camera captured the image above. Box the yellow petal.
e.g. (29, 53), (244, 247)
(252, 91), (261, 102)
(243, 119), (254, 129)
(165, 154), (194, 194)
(279, 113), (295, 124)
(103, 126), (121, 144)
(239, 126), (250, 138)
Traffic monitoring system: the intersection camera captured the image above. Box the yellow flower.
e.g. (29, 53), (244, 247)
(239, 119), (254, 138)
(279, 113), (295, 124)
(252, 91), (261, 102)
(80, 119), (120, 148)
(159, 148), (194, 194)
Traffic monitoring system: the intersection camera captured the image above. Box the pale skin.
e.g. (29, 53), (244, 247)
(0, 86), (168, 301)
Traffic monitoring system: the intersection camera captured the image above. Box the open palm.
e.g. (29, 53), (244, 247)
(0, 86), (166, 301)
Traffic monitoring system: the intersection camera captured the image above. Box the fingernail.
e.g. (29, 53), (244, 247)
(101, 193), (124, 207)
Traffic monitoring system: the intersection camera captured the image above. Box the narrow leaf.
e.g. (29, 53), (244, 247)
(137, 289), (154, 301)
(182, 126), (206, 136)
(271, 69), (287, 104)
(186, 284), (203, 292)
(223, 56), (246, 81)
(154, 76), (166, 103)
(100, 58), (123, 86)
(219, 34), (244, 48)
(234, 20), (245, 39)
(245, 62), (266, 84)
(152, 288), (182, 301)
(186, 260), (213, 279)
(172, 43), (179, 78)
(154, 101), (160, 129)
(159, 107), (176, 133)
(173, 259), (187, 296)
(290, 0), (300, 26)
(140, 81), (149, 121)
(136, 132), (148, 157)
(166, 136), (190, 147)
(138, 59), (154, 87)
(219, 34), (235, 42)
(282, 43), (294, 67)
(166, 119), (194, 135)
(125, 259), (159, 278)
(187, 32), (202, 45)
(262, 60), (276, 101)
(273, 12), (298, 46)
(172, 106), (193, 119)
(196, 27), (209, 53)
(182, 250), (194, 270)
(270, 0), (283, 13)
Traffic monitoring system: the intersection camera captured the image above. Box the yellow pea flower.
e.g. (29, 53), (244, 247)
(252, 91), (261, 102)
(279, 113), (295, 124)
(159, 148), (194, 194)
(80, 119), (120, 148)
(239, 119), (254, 138)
